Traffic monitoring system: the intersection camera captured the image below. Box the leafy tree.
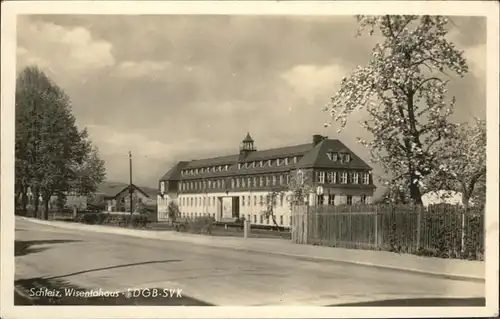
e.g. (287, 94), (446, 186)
(71, 141), (106, 196)
(260, 170), (315, 234)
(261, 187), (287, 237)
(426, 118), (486, 211)
(287, 169), (314, 206)
(15, 66), (106, 219)
(15, 66), (57, 217)
(167, 202), (181, 223)
(325, 16), (468, 204)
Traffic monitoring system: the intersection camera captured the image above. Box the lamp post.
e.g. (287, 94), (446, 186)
(129, 151), (133, 214)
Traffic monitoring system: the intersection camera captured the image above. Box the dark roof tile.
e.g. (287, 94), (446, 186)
(159, 137), (372, 181)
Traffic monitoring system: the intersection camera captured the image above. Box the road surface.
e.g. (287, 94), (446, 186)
(14, 218), (485, 306)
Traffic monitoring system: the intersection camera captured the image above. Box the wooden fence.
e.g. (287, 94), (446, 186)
(291, 204), (484, 260)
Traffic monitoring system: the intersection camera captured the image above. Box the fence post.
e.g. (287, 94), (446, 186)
(461, 209), (466, 254)
(244, 219), (251, 239)
(416, 205), (422, 251)
(374, 205), (379, 248)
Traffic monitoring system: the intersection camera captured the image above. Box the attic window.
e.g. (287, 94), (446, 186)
(293, 156), (298, 164)
(252, 162), (256, 168)
(260, 161), (263, 167)
(339, 153), (350, 163)
(225, 165), (229, 171)
(268, 159), (272, 166)
(238, 163), (242, 169)
(276, 159), (281, 166)
(327, 152), (339, 162)
(284, 158), (289, 165)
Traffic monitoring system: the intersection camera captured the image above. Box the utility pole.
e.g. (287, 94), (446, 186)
(129, 151), (133, 214)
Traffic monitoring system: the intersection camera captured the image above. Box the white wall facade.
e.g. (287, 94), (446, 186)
(157, 194), (179, 222)
(177, 190), (294, 228)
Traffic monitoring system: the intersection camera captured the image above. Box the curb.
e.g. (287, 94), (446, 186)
(19, 217), (485, 283)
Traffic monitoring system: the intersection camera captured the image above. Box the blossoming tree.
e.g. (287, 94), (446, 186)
(426, 118), (486, 211)
(324, 15), (468, 204)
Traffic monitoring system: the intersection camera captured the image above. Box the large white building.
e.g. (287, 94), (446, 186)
(157, 133), (376, 227)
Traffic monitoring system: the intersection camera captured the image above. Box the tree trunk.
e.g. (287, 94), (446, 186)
(33, 189), (40, 218)
(42, 199), (50, 220)
(270, 213), (285, 239)
(409, 181), (423, 205)
(461, 194), (470, 255)
(20, 188), (28, 216)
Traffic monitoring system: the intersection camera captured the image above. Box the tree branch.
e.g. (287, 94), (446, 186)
(414, 77), (445, 95)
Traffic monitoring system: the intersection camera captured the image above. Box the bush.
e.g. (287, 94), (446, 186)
(184, 216), (215, 234)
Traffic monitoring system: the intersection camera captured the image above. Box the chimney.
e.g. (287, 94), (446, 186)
(312, 134), (325, 146)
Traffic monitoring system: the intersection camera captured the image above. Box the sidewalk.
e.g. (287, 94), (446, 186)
(18, 217), (485, 282)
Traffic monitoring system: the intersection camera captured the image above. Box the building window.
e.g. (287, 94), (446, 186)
(260, 196), (264, 206)
(236, 179), (240, 188)
(329, 195), (335, 205)
(293, 156), (297, 164)
(266, 176), (271, 186)
(266, 217), (270, 225)
(213, 197), (216, 206)
(341, 172), (348, 184)
(277, 159), (281, 166)
(242, 178), (246, 187)
(280, 215), (284, 225)
(327, 172), (334, 184)
(362, 172), (370, 184)
(268, 159), (272, 166)
(208, 180), (212, 188)
(238, 163), (242, 169)
(254, 196), (257, 205)
(280, 194), (284, 206)
(272, 175), (277, 186)
(253, 215), (257, 223)
(279, 175), (284, 185)
(347, 195), (353, 205)
(284, 158), (288, 165)
(317, 171), (325, 183)
(247, 196), (251, 206)
(351, 172), (359, 184)
(247, 177), (252, 188)
(203, 198), (206, 206)
(260, 215), (264, 223)
(259, 161), (263, 167)
(231, 179), (235, 188)
(360, 195), (367, 204)
(242, 196), (245, 207)
(253, 177), (257, 187)
(259, 176), (264, 187)
(317, 194), (324, 205)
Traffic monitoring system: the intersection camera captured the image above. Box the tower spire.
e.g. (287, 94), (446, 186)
(239, 132), (256, 157)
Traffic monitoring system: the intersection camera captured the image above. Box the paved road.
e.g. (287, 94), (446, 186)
(14, 219), (485, 306)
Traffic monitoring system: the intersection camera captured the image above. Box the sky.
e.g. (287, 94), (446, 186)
(15, 15), (486, 197)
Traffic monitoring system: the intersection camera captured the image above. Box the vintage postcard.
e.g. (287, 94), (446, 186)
(1, 1), (499, 318)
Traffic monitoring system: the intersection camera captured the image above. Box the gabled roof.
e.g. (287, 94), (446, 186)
(159, 135), (373, 182)
(296, 139), (371, 170)
(185, 154), (238, 169)
(159, 161), (189, 181)
(95, 181), (130, 197)
(95, 181), (157, 199)
(244, 143), (312, 161)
